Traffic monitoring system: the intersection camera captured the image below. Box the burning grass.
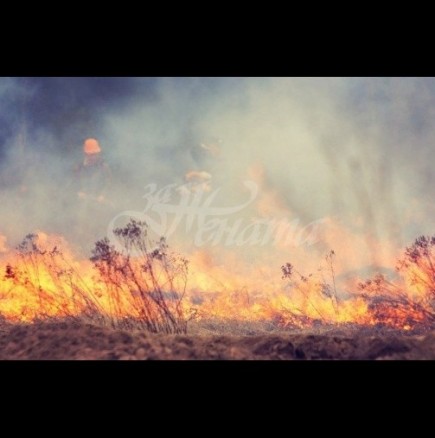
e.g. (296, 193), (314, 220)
(2, 222), (435, 335)
(1, 221), (191, 333)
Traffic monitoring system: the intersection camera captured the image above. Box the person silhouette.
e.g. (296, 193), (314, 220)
(75, 138), (112, 203)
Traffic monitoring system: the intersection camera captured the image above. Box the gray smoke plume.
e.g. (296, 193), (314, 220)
(0, 77), (434, 275)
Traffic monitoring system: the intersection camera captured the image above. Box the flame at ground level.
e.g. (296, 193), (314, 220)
(1, 230), (434, 332)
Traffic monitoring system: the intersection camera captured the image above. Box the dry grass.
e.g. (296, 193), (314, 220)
(4, 228), (435, 335)
(3, 220), (191, 334)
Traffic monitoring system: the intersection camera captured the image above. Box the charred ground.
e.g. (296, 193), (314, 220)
(1, 319), (435, 360)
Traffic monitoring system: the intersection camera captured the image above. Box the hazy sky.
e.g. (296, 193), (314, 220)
(1, 77), (434, 274)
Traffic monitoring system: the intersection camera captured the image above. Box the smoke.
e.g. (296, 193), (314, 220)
(0, 77), (434, 280)
(0, 233), (7, 253)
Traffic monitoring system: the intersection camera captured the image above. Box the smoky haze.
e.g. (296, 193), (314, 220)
(0, 77), (434, 278)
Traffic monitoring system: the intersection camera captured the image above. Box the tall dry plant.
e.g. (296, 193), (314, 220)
(4, 233), (106, 323)
(91, 220), (189, 334)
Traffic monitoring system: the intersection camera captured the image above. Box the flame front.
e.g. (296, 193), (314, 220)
(1, 165), (435, 332)
(1, 229), (434, 332)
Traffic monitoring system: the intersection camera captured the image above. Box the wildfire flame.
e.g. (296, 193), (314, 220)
(1, 227), (434, 332)
(1, 165), (434, 333)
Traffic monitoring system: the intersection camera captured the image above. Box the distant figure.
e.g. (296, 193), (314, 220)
(190, 137), (222, 167)
(179, 136), (222, 194)
(68, 138), (114, 251)
(75, 138), (111, 204)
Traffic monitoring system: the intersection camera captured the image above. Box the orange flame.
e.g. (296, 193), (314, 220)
(1, 168), (434, 332)
(0, 231), (433, 331)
